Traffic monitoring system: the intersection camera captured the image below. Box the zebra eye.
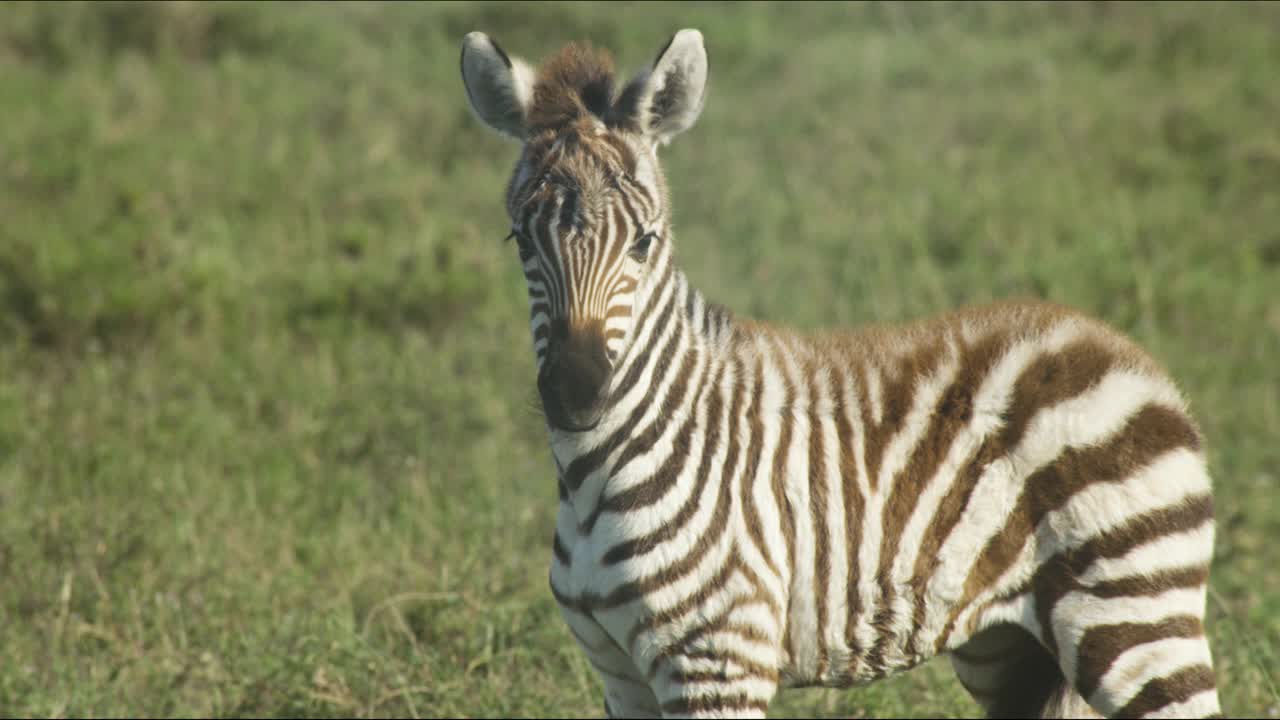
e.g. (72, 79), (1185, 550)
(631, 231), (657, 262)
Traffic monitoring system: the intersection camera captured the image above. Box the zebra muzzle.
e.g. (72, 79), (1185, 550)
(538, 322), (610, 432)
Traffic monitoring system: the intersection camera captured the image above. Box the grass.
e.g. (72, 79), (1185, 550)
(1, 1), (1278, 716)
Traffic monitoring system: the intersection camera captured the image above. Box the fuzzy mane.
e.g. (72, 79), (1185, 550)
(528, 42), (618, 132)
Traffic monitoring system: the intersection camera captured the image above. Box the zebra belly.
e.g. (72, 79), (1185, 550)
(774, 456), (1029, 689)
(775, 582), (949, 690)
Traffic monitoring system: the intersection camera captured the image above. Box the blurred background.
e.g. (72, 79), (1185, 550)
(1, 1), (1277, 716)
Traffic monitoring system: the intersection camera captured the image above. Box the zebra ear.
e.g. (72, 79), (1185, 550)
(461, 32), (536, 140)
(614, 29), (708, 146)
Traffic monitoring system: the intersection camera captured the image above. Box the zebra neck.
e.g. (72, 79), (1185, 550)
(552, 267), (735, 523)
(671, 268), (734, 349)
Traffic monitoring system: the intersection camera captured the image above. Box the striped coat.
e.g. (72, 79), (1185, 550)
(462, 28), (1221, 719)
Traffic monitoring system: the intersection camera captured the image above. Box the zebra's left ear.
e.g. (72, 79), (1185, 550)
(613, 29), (708, 146)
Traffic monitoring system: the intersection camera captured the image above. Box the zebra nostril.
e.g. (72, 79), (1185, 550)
(606, 349), (618, 363)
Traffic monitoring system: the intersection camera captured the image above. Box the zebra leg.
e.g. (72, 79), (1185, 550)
(598, 672), (663, 719)
(950, 623), (1100, 719)
(968, 552), (1224, 717)
(1040, 504), (1222, 716)
(1062, 612), (1221, 718)
(557, 605), (662, 717)
(1036, 545), (1223, 714)
(650, 671), (777, 718)
(646, 649), (779, 718)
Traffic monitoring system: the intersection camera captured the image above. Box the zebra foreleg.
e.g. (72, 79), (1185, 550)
(572, 633), (661, 717)
(646, 653), (778, 718)
(597, 672), (662, 719)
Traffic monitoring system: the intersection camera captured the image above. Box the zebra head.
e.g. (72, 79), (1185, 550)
(462, 29), (708, 433)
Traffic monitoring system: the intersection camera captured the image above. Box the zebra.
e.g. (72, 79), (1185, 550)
(460, 28), (1223, 719)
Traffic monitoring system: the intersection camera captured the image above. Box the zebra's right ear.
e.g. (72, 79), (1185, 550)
(461, 32), (536, 141)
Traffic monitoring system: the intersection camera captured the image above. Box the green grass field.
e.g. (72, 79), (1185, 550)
(2, 1), (1278, 716)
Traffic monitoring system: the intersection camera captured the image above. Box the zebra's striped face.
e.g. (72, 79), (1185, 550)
(505, 123), (667, 433)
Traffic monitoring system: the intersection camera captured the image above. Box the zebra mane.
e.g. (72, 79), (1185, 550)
(528, 42), (618, 133)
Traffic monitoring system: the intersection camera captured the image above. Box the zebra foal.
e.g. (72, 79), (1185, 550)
(460, 28), (1223, 719)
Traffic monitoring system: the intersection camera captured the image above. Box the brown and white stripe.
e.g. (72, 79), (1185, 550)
(462, 28), (1222, 719)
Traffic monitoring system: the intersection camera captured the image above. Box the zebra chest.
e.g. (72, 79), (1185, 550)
(548, 508), (664, 670)
(553, 508), (654, 607)
(560, 530), (614, 596)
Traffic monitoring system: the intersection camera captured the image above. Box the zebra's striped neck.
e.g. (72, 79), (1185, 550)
(670, 268), (735, 348)
(551, 266), (733, 523)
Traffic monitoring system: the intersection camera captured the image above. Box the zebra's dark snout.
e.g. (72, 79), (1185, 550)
(538, 320), (611, 432)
